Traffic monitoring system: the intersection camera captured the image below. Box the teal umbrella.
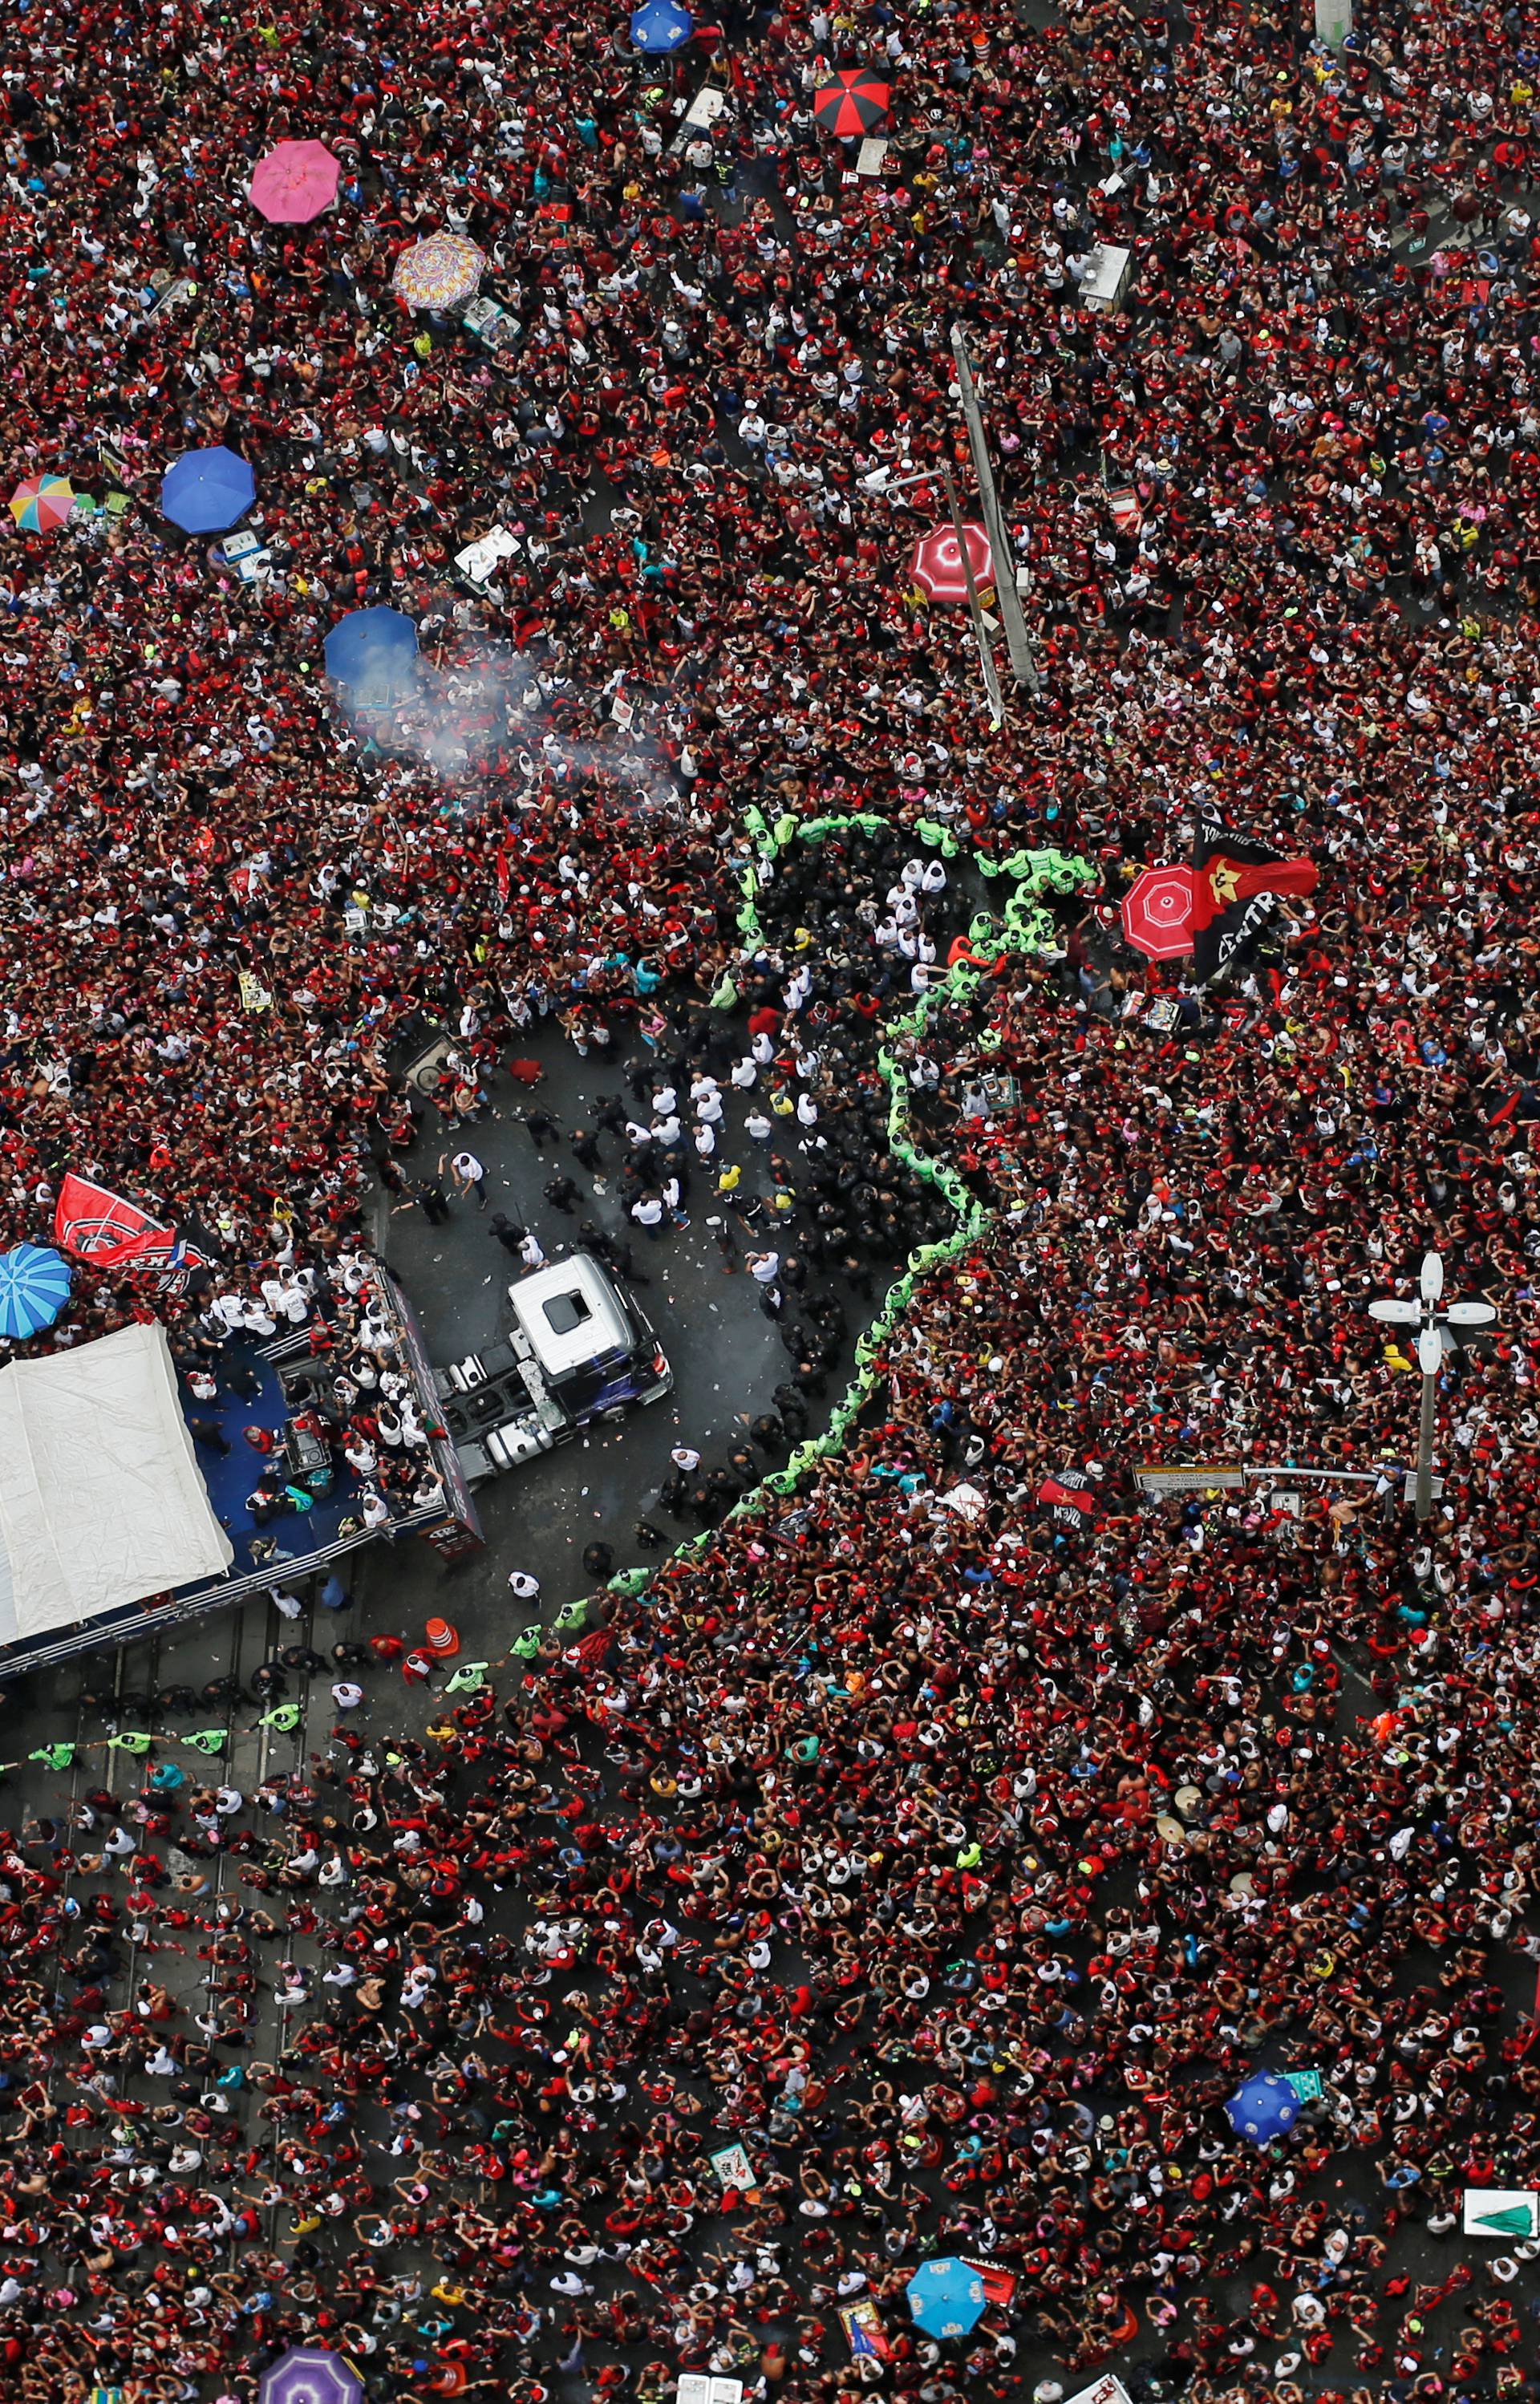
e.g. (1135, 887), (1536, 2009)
(0, 1243), (71, 1338)
(906, 2258), (987, 2338)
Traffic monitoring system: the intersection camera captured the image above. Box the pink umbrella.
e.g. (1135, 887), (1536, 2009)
(908, 521), (994, 605)
(1121, 865), (1195, 961)
(249, 140), (341, 225)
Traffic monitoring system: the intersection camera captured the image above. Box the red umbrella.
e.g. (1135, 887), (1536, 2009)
(813, 67), (892, 137)
(908, 521), (993, 605)
(1121, 866), (1195, 961)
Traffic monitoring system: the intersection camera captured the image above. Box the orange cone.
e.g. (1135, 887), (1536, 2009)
(424, 1616), (460, 1658)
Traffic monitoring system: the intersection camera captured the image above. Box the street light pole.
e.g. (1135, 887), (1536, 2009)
(1414, 1335), (1441, 1525)
(863, 460), (1005, 730)
(938, 460), (1005, 731)
(1368, 1249), (1497, 1523)
(949, 322), (1041, 697)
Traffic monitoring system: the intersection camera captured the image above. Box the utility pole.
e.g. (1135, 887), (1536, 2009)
(938, 460), (1004, 730)
(950, 322), (1041, 697)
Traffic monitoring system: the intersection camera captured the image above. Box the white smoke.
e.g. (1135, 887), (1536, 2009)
(334, 626), (683, 819)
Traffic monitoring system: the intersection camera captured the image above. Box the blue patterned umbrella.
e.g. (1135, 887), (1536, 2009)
(160, 444), (257, 533)
(906, 2257), (987, 2338)
(0, 1243), (71, 1339)
(631, 0), (694, 49)
(1225, 2071), (1300, 2145)
(258, 2349), (363, 2404)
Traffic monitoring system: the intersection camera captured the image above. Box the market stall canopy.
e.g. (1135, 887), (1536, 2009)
(0, 1320), (233, 1643)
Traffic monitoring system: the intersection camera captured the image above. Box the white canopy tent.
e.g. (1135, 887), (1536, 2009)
(0, 1320), (233, 1644)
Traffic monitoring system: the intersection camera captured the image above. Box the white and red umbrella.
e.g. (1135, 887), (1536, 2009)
(908, 520), (993, 605)
(1121, 865), (1195, 961)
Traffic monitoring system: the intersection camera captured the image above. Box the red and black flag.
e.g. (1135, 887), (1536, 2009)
(1190, 832), (1319, 983)
(1039, 1470), (1095, 1526)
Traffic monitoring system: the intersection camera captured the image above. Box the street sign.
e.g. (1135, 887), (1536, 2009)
(1135, 1466), (1246, 1494)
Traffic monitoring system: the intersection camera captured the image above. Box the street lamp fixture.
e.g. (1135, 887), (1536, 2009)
(1367, 1249), (1497, 1522)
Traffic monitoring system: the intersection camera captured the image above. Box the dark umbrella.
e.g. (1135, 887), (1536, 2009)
(812, 67), (891, 137)
(258, 2349), (363, 2404)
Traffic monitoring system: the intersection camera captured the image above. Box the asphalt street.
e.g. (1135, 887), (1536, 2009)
(367, 1006), (845, 1654)
(0, 995), (870, 1791)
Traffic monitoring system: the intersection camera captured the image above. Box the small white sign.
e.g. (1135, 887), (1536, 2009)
(1464, 2188), (1540, 2240)
(1065, 2378), (1136, 2404)
(857, 137), (890, 176)
(680, 85), (727, 130)
(455, 525), (521, 586)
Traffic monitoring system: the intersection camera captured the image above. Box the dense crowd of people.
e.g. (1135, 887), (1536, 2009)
(5, 0), (1540, 2391)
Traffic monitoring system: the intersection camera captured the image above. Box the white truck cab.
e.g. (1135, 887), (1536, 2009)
(436, 1250), (671, 1484)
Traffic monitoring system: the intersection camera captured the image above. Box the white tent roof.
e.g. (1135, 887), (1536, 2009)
(0, 1320), (233, 1643)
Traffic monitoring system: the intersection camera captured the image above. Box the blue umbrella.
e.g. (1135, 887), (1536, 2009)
(160, 445), (257, 533)
(631, 0), (694, 50)
(1225, 2072), (1301, 2146)
(0, 1243), (72, 1340)
(906, 2258), (987, 2340)
(323, 606), (421, 708)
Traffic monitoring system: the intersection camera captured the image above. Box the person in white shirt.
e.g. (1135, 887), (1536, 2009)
(443, 1148), (488, 1209)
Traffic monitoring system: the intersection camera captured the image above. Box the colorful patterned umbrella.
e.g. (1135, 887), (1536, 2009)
(630, 0), (695, 46)
(9, 474), (76, 533)
(258, 2350), (363, 2404)
(0, 1243), (72, 1339)
(160, 446), (256, 533)
(392, 232), (486, 310)
(908, 520), (993, 605)
(813, 67), (892, 137)
(250, 139), (341, 224)
(1120, 864), (1196, 962)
